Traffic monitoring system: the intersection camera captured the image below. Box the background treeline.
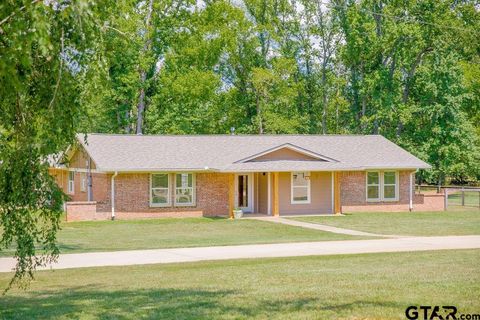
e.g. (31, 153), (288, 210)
(0, 0), (478, 286)
(79, 0), (480, 185)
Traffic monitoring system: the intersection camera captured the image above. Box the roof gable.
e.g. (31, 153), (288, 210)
(235, 143), (338, 163)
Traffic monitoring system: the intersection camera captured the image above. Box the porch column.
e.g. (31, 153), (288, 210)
(272, 172), (279, 216)
(229, 173), (234, 219)
(334, 172), (341, 214)
(267, 172), (271, 215)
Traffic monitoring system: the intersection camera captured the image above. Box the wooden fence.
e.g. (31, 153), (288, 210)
(416, 185), (480, 210)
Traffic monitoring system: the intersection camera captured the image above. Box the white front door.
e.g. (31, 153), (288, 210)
(235, 173), (254, 213)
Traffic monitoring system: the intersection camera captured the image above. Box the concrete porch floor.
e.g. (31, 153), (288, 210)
(242, 213), (341, 218)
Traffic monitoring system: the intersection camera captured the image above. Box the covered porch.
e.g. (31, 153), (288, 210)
(228, 171), (342, 218)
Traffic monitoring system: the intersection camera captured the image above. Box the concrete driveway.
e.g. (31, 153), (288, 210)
(0, 235), (479, 273)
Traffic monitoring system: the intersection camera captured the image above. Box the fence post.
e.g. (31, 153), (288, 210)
(444, 188), (448, 211)
(461, 187), (465, 206)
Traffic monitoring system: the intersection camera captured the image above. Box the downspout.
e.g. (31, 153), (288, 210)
(87, 158), (93, 201)
(409, 172), (413, 212)
(111, 171), (118, 220)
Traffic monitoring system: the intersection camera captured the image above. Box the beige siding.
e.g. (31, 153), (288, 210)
(69, 146), (97, 169)
(250, 148), (320, 162)
(257, 172), (269, 214)
(278, 172), (333, 215)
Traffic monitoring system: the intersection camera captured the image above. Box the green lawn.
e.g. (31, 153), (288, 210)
(448, 191), (480, 208)
(0, 249), (478, 319)
(290, 210), (480, 236)
(0, 217), (366, 257)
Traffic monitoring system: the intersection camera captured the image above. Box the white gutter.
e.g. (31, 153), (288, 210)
(409, 172), (413, 211)
(111, 171), (118, 220)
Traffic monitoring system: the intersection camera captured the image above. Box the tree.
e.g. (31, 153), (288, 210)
(0, 0), (102, 289)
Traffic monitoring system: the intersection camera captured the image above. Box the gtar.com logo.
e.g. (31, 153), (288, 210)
(405, 306), (480, 320)
(405, 306), (457, 320)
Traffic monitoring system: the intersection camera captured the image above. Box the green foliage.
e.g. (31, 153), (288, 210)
(0, 0), (102, 289)
(1, 0), (479, 288)
(77, 0), (479, 184)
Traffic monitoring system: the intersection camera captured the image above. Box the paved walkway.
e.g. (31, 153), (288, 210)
(248, 216), (391, 237)
(0, 235), (479, 273)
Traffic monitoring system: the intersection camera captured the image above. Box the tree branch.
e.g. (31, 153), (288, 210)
(0, 0), (42, 30)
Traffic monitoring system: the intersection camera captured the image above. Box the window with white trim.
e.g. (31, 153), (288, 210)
(80, 173), (87, 192)
(67, 171), (75, 194)
(150, 174), (170, 206)
(175, 173), (195, 206)
(366, 172), (380, 201)
(383, 171), (397, 200)
(291, 172), (311, 204)
(366, 171), (398, 201)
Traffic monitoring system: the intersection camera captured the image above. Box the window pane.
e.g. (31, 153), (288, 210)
(152, 174), (168, 188)
(152, 188), (169, 204)
(293, 187), (308, 202)
(176, 173), (192, 188)
(384, 185), (396, 199)
(292, 172), (308, 186)
(176, 189), (192, 204)
(384, 172), (396, 185)
(238, 175), (248, 207)
(367, 186), (379, 199)
(367, 172), (379, 185)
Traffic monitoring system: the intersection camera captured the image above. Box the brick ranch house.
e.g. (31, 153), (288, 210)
(49, 134), (445, 221)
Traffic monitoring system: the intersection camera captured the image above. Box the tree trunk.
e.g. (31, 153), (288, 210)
(321, 63), (328, 134)
(125, 109), (131, 133)
(398, 47), (432, 137)
(135, 0), (154, 135)
(256, 93), (263, 134)
(136, 71), (147, 134)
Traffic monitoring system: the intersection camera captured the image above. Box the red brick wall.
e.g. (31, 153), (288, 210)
(340, 170), (445, 212)
(65, 172), (109, 203)
(340, 171), (412, 205)
(65, 201), (110, 221)
(95, 172), (232, 218)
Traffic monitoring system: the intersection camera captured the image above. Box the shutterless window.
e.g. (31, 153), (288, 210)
(367, 172), (380, 201)
(383, 171), (397, 200)
(68, 171), (75, 194)
(175, 173), (195, 206)
(80, 173), (86, 192)
(151, 174), (170, 206)
(291, 172), (310, 204)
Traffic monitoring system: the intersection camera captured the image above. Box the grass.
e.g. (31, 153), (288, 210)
(0, 249), (478, 319)
(448, 190), (480, 207)
(290, 210), (480, 236)
(0, 217), (367, 257)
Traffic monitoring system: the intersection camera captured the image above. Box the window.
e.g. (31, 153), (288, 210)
(175, 173), (195, 206)
(150, 174), (170, 206)
(68, 171), (75, 194)
(383, 171), (397, 200)
(80, 173), (87, 192)
(366, 171), (398, 201)
(366, 172), (380, 201)
(291, 172), (310, 204)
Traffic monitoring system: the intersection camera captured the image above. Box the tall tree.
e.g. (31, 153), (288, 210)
(0, 0), (102, 288)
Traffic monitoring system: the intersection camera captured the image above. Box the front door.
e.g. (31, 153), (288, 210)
(236, 173), (253, 213)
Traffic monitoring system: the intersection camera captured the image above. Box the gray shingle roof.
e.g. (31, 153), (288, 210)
(77, 134), (430, 172)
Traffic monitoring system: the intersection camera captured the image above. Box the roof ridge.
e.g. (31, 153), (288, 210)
(83, 133), (381, 137)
